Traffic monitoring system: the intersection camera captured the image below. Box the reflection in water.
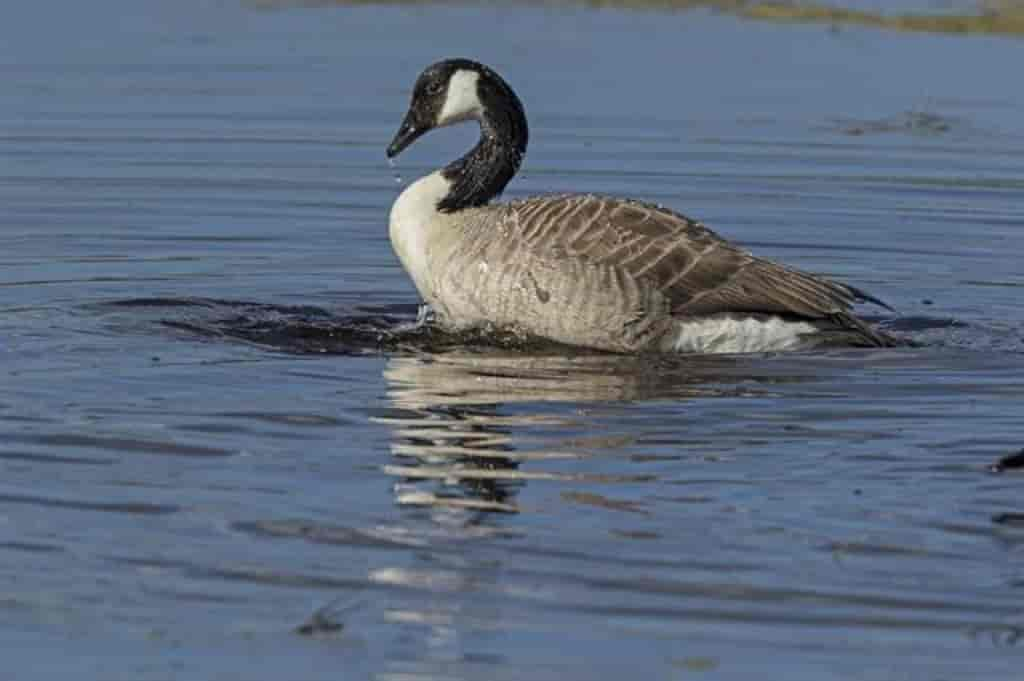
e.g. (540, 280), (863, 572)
(366, 350), (795, 668)
(375, 352), (809, 516)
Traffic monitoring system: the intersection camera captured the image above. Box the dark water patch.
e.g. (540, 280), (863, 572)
(93, 297), (421, 353)
(295, 597), (364, 636)
(0, 450), (116, 466)
(820, 540), (971, 561)
(992, 513), (1024, 527)
(884, 316), (967, 332)
(486, 530), (762, 572)
(968, 624), (1024, 649)
(0, 541), (66, 555)
(831, 110), (963, 137)
(295, 609), (346, 636)
(171, 422), (256, 435)
(215, 412), (350, 426)
(90, 297), (336, 319)
(961, 279), (1024, 288)
(138, 585), (256, 606)
(0, 414), (60, 425)
(0, 493), (177, 516)
(513, 570), (1024, 620)
(161, 313), (412, 355)
(925, 518), (1015, 539)
(94, 297), (223, 310)
(5, 432), (234, 458)
(537, 599), (1013, 635)
(96, 297), (592, 356)
(173, 423), (324, 442)
(232, 519), (430, 550)
(660, 474), (759, 486)
(106, 552), (370, 592)
(561, 491), (650, 515)
(0, 276), (185, 288)
(104, 555), (201, 571)
(189, 565), (368, 592)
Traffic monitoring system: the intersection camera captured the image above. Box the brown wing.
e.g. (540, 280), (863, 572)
(503, 194), (886, 320)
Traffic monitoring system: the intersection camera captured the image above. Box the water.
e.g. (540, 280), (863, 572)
(3, 1), (1024, 678)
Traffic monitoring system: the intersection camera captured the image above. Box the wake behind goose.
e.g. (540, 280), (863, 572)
(386, 58), (900, 354)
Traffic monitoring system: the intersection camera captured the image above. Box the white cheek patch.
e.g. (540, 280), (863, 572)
(437, 70), (482, 127)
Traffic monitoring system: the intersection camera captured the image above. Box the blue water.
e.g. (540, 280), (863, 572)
(2, 1), (1024, 678)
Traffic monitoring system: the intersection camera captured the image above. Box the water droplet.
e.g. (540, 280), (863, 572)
(387, 157), (403, 186)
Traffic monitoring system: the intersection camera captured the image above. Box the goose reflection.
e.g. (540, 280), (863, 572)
(373, 351), (802, 516)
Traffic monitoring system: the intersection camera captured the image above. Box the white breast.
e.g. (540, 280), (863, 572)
(389, 171), (453, 302)
(669, 316), (817, 354)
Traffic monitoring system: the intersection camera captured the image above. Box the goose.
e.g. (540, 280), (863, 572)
(385, 58), (897, 354)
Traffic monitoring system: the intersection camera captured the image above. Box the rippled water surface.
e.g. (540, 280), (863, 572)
(3, 1), (1024, 678)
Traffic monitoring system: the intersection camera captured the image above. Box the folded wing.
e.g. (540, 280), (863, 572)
(505, 194), (888, 320)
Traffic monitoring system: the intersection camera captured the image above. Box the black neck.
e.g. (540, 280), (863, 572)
(438, 93), (528, 213)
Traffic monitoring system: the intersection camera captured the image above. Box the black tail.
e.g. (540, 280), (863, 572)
(845, 283), (894, 313)
(823, 310), (907, 348)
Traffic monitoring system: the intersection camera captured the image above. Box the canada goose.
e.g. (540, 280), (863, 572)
(386, 58), (897, 354)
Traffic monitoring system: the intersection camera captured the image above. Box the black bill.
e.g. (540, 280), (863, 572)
(386, 112), (427, 158)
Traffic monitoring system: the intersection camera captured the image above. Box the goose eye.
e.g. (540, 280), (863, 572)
(425, 82), (443, 96)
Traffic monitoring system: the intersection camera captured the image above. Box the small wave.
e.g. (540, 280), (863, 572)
(91, 297), (584, 355)
(829, 110), (963, 137)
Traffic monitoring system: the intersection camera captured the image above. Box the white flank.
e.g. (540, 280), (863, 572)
(437, 69), (482, 127)
(389, 171), (451, 301)
(669, 316), (817, 354)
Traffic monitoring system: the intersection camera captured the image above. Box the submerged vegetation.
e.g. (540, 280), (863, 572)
(251, 0), (1024, 37)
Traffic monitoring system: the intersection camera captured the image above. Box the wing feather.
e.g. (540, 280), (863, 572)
(502, 194), (887, 322)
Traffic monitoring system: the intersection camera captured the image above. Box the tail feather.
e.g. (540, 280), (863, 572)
(842, 283), (894, 312)
(816, 311), (905, 348)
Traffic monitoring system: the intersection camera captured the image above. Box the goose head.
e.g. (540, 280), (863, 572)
(386, 58), (528, 160)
